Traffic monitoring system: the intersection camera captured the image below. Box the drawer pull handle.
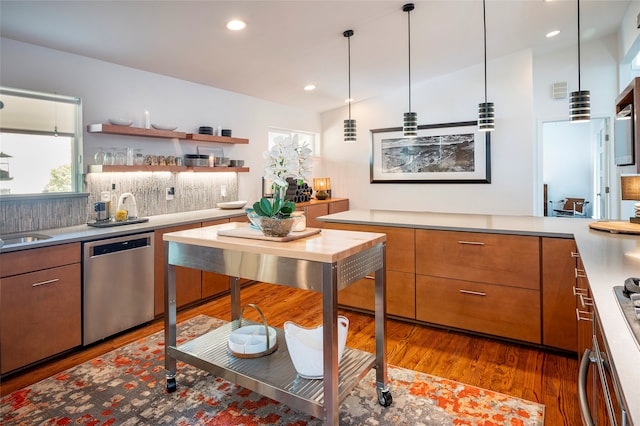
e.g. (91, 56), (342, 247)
(571, 251), (580, 258)
(459, 289), (486, 297)
(575, 267), (587, 279)
(576, 308), (593, 322)
(457, 240), (485, 246)
(573, 286), (588, 296)
(579, 294), (593, 308)
(32, 278), (60, 287)
(364, 275), (375, 280)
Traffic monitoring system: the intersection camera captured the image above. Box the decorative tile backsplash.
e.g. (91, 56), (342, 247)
(0, 173), (238, 234)
(0, 196), (89, 235)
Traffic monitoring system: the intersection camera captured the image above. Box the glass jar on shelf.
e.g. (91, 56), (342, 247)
(103, 148), (116, 166)
(114, 149), (126, 166)
(133, 149), (145, 166)
(94, 147), (105, 165)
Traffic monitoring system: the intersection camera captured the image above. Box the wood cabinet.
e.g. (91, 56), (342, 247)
(0, 243), (81, 374)
(323, 222), (416, 319)
(320, 221), (588, 350)
(295, 198), (349, 228)
(415, 230), (541, 343)
(541, 237), (579, 352)
(415, 275), (540, 343)
(416, 230), (540, 289)
(154, 223), (204, 315)
(154, 216), (250, 316)
(201, 219), (233, 298)
(575, 254), (594, 356)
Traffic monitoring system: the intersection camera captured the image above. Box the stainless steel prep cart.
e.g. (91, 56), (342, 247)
(163, 222), (391, 425)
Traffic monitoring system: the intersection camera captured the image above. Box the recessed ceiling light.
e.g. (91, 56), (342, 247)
(546, 30), (560, 38)
(304, 84), (316, 91)
(226, 20), (246, 31)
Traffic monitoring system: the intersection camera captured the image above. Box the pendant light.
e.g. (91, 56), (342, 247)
(343, 29), (357, 142)
(478, 0), (494, 132)
(402, 3), (417, 138)
(569, 0), (590, 123)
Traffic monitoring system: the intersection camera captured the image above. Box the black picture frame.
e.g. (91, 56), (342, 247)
(370, 121), (491, 183)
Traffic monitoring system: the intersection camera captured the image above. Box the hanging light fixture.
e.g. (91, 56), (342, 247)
(343, 29), (357, 142)
(402, 3), (417, 138)
(569, 0), (590, 122)
(478, 0), (494, 132)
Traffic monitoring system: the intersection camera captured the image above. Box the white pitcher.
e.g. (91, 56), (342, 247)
(284, 315), (349, 379)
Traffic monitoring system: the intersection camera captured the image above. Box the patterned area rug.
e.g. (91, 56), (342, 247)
(2, 315), (544, 425)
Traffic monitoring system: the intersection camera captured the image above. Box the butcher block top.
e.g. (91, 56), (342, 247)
(162, 222), (386, 264)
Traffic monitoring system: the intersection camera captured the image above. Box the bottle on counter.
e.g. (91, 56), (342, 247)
(109, 183), (117, 220)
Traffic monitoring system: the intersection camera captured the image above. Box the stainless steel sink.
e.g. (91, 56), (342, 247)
(0, 233), (52, 247)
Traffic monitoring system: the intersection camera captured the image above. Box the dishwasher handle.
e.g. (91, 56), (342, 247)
(90, 235), (152, 257)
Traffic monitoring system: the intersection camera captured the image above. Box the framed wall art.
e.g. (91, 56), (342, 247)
(370, 121), (491, 183)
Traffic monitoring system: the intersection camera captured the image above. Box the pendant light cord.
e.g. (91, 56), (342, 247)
(483, 0), (488, 103)
(407, 6), (412, 113)
(577, 0), (581, 91)
(348, 32), (352, 120)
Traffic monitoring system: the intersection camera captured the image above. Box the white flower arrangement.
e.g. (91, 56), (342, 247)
(263, 135), (312, 188)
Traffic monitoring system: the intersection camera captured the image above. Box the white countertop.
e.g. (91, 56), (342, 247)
(320, 209), (640, 424)
(0, 208), (246, 253)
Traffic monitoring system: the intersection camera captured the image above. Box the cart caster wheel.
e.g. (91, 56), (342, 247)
(377, 388), (393, 407)
(166, 378), (177, 393)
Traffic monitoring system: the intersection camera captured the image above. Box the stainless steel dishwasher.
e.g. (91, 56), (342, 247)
(83, 232), (154, 345)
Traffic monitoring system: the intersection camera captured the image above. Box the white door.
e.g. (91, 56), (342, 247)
(594, 118), (611, 219)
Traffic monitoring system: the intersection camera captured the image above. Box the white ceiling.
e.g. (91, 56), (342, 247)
(0, 0), (631, 113)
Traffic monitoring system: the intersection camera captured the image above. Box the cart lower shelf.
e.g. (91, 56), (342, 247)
(166, 322), (376, 419)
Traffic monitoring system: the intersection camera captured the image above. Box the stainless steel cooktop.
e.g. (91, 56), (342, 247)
(614, 286), (640, 351)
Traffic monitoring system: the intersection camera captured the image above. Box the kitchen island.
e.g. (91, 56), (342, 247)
(162, 222), (390, 425)
(319, 209), (640, 425)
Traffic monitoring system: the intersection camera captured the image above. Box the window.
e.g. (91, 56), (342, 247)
(0, 87), (82, 195)
(268, 127), (319, 156)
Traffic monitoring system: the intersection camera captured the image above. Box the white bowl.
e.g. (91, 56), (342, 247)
(151, 123), (178, 131)
(228, 325), (277, 355)
(217, 200), (247, 209)
(108, 118), (133, 126)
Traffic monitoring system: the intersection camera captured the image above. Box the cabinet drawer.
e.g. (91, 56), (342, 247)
(154, 223), (203, 316)
(303, 204), (329, 228)
(328, 199), (349, 214)
(324, 223), (415, 273)
(0, 242), (81, 278)
(1, 263), (81, 373)
(416, 275), (541, 343)
(338, 271), (415, 319)
(416, 230), (539, 289)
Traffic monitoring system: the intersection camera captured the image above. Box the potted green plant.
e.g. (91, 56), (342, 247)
(251, 135), (312, 237)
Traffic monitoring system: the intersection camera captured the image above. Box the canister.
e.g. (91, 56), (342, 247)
(291, 211), (306, 231)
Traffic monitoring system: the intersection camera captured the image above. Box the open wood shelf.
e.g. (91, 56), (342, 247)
(87, 124), (249, 144)
(93, 165), (250, 173)
(87, 123), (186, 139)
(185, 133), (249, 144)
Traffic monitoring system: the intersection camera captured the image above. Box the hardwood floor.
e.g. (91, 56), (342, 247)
(0, 282), (580, 424)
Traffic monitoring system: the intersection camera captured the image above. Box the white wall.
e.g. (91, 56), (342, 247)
(533, 34), (621, 218)
(0, 38), (321, 203)
(320, 49), (535, 216)
(542, 121), (594, 212)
